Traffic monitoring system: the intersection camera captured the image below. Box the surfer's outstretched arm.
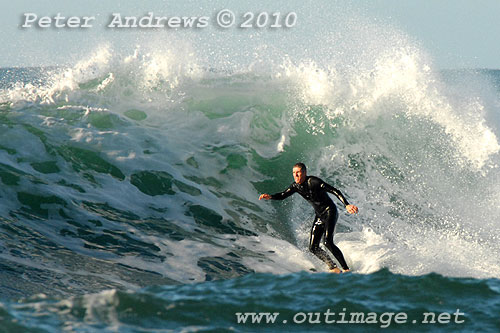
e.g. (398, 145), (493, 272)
(259, 184), (296, 201)
(320, 181), (358, 214)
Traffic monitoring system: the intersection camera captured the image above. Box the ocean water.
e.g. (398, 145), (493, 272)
(1, 24), (500, 332)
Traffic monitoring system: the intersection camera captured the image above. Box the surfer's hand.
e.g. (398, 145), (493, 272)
(346, 204), (358, 214)
(259, 194), (271, 200)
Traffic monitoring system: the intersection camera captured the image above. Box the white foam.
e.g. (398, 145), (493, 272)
(235, 234), (323, 274)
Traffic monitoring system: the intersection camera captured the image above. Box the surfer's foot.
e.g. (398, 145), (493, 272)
(329, 267), (341, 274)
(343, 269), (350, 273)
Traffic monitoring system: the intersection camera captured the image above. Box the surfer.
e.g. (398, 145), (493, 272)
(259, 163), (358, 273)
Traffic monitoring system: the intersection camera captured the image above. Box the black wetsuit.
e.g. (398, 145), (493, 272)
(270, 176), (350, 270)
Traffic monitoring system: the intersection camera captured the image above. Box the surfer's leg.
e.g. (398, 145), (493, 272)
(323, 208), (350, 270)
(309, 217), (337, 270)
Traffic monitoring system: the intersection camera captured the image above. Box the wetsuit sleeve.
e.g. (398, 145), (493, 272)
(320, 181), (350, 207)
(270, 184), (296, 200)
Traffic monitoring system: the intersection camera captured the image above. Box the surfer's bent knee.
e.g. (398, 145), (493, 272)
(309, 243), (318, 252)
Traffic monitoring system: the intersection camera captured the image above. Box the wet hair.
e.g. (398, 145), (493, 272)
(293, 162), (307, 173)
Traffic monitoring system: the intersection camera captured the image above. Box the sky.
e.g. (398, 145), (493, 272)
(1, 0), (500, 69)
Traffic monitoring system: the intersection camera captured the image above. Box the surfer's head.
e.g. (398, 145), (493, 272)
(293, 163), (307, 184)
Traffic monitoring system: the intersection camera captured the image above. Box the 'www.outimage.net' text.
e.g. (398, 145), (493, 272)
(236, 308), (465, 328)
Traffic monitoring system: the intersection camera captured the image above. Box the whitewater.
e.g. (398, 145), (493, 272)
(1, 10), (500, 332)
